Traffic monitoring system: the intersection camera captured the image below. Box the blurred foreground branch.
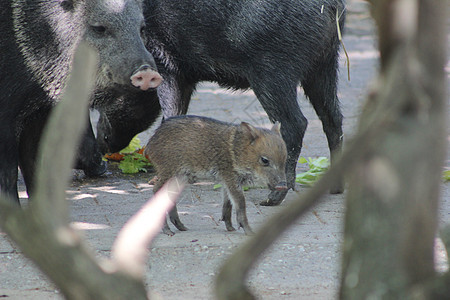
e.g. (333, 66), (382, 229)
(0, 43), (183, 299)
(215, 0), (448, 299)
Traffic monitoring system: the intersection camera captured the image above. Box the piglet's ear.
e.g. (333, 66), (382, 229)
(240, 122), (260, 142)
(271, 122), (281, 135)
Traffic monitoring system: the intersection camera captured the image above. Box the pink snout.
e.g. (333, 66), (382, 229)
(130, 65), (162, 90)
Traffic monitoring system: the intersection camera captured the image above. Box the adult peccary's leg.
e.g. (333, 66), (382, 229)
(251, 78), (307, 206)
(18, 116), (46, 199)
(18, 115), (106, 200)
(303, 51), (344, 194)
(0, 131), (20, 204)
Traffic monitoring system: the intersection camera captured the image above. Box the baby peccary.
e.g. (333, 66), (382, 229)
(145, 116), (288, 235)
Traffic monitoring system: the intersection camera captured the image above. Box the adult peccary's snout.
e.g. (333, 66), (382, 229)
(83, 0), (162, 92)
(131, 65), (162, 91)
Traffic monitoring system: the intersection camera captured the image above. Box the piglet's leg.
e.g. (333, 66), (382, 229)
(223, 180), (254, 235)
(153, 177), (179, 235)
(221, 189), (235, 232)
(168, 205), (187, 231)
(162, 218), (175, 236)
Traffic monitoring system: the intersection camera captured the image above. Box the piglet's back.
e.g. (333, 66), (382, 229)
(145, 116), (235, 172)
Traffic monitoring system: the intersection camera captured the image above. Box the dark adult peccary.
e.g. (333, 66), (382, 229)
(98, 0), (346, 205)
(0, 0), (162, 203)
(94, 89), (161, 154)
(145, 116), (288, 236)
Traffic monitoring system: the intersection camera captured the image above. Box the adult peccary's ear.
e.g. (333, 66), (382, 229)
(60, 0), (75, 12)
(240, 122), (260, 143)
(271, 122), (281, 135)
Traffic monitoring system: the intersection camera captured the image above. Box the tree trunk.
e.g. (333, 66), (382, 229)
(340, 0), (448, 298)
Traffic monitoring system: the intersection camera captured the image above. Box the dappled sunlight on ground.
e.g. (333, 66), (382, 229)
(70, 222), (110, 230)
(88, 186), (132, 195)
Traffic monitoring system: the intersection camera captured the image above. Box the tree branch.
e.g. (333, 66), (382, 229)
(112, 177), (184, 279)
(0, 43), (182, 299)
(215, 0), (448, 298)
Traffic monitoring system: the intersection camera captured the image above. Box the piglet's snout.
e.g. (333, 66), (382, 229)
(130, 65), (162, 90)
(275, 181), (288, 191)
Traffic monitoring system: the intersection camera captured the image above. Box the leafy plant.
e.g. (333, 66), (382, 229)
(295, 157), (330, 186)
(119, 136), (142, 154)
(444, 170), (450, 182)
(118, 152), (151, 174)
(104, 136), (152, 174)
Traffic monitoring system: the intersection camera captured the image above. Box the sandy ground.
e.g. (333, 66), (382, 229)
(1, 1), (449, 299)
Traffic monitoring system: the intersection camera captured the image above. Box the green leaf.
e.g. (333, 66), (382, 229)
(298, 156), (308, 164)
(118, 153), (151, 174)
(295, 157), (330, 186)
(119, 136), (142, 154)
(308, 157), (329, 170)
(444, 170), (450, 182)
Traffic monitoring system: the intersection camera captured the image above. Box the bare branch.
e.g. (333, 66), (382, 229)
(340, 0), (448, 298)
(214, 95), (391, 299)
(32, 42), (98, 227)
(215, 0), (448, 298)
(0, 43), (152, 299)
(112, 177), (185, 279)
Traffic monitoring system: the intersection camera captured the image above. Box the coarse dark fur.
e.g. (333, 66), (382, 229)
(0, 0), (160, 203)
(145, 116), (287, 235)
(99, 0), (346, 205)
(94, 89), (161, 154)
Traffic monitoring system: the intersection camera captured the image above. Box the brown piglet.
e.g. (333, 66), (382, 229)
(145, 115), (287, 235)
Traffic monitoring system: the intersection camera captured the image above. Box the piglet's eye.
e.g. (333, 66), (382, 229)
(260, 156), (270, 166)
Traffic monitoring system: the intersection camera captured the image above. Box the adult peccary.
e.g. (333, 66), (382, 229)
(94, 89), (161, 154)
(97, 0), (346, 205)
(0, 0), (162, 204)
(145, 116), (287, 235)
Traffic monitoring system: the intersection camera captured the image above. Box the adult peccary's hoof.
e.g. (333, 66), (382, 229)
(330, 181), (344, 194)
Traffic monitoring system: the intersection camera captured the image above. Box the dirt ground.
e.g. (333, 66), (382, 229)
(1, 1), (449, 299)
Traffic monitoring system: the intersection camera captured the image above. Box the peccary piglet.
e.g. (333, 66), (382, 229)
(145, 116), (288, 235)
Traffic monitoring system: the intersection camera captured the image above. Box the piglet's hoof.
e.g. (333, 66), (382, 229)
(260, 189), (288, 206)
(240, 224), (254, 236)
(225, 225), (236, 232)
(260, 198), (283, 207)
(162, 228), (175, 236)
(162, 221), (175, 236)
(148, 175), (159, 185)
